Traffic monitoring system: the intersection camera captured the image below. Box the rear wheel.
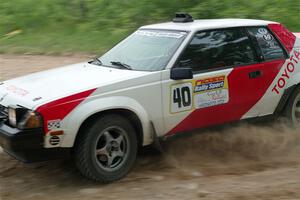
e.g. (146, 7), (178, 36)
(283, 86), (300, 127)
(74, 114), (137, 183)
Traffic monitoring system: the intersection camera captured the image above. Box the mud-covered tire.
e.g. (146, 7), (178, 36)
(283, 86), (300, 127)
(73, 114), (137, 183)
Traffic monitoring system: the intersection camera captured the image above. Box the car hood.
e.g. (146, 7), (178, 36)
(0, 62), (149, 109)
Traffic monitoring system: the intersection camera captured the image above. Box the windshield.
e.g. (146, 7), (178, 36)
(98, 30), (187, 71)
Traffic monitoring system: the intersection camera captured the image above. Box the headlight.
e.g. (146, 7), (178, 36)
(8, 106), (42, 129)
(8, 107), (17, 127)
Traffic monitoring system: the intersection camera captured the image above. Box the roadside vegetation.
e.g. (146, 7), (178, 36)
(0, 0), (299, 54)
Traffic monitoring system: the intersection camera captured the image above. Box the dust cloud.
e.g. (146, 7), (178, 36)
(154, 121), (300, 177)
(1, 54), (299, 200)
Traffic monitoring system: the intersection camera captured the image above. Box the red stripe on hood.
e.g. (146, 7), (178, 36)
(37, 89), (96, 133)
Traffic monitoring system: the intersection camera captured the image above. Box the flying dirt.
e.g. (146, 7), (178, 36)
(0, 55), (299, 200)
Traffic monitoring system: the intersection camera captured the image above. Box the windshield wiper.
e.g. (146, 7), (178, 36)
(95, 58), (102, 64)
(89, 57), (102, 66)
(94, 58), (102, 65)
(110, 61), (132, 70)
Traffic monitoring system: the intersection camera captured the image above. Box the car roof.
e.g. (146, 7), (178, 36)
(140, 18), (277, 32)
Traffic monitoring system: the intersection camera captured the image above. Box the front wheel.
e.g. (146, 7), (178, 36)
(73, 114), (137, 183)
(283, 86), (300, 127)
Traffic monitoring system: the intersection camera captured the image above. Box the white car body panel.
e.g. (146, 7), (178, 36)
(243, 38), (300, 118)
(0, 63), (149, 109)
(141, 19), (275, 33)
(57, 72), (164, 147)
(0, 19), (299, 149)
(161, 68), (234, 133)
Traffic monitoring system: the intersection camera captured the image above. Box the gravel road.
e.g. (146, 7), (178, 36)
(0, 54), (299, 200)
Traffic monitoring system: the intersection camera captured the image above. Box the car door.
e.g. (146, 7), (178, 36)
(161, 27), (274, 136)
(242, 26), (290, 117)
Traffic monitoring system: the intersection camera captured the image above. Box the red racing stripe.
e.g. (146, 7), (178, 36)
(167, 60), (285, 136)
(268, 24), (296, 54)
(37, 89), (96, 133)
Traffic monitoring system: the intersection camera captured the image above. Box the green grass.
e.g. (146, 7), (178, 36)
(0, 28), (131, 55)
(0, 0), (299, 54)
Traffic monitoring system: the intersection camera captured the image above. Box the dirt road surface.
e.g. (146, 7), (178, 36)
(0, 54), (300, 200)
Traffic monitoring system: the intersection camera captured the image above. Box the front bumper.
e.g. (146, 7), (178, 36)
(0, 122), (69, 162)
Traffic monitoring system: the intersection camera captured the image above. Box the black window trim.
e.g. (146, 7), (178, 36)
(172, 25), (290, 75)
(245, 25), (289, 62)
(172, 26), (261, 74)
(243, 27), (264, 62)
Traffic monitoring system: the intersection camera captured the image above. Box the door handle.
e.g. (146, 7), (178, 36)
(249, 70), (262, 79)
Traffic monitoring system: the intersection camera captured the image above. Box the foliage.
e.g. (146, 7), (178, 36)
(0, 0), (299, 54)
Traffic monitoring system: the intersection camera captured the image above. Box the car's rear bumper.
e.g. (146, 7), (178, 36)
(0, 122), (69, 162)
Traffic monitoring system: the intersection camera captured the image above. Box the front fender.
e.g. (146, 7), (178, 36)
(60, 96), (154, 147)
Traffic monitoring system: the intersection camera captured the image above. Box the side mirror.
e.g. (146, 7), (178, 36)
(170, 67), (193, 80)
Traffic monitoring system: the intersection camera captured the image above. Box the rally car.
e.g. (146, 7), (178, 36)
(0, 13), (299, 182)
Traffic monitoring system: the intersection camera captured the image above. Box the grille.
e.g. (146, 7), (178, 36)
(0, 104), (8, 121)
(49, 136), (60, 146)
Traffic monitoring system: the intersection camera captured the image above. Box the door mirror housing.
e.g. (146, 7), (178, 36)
(170, 67), (193, 80)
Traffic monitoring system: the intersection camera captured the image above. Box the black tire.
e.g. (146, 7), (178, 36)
(283, 86), (300, 127)
(73, 114), (138, 183)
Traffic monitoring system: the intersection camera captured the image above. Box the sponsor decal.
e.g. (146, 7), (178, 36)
(254, 27), (277, 48)
(258, 28), (268, 35)
(135, 30), (186, 39)
(268, 24), (296, 54)
(170, 75), (229, 113)
(263, 34), (273, 42)
(272, 50), (300, 94)
(5, 85), (28, 96)
(194, 76), (229, 109)
(47, 119), (61, 130)
(194, 76), (225, 93)
(170, 82), (193, 113)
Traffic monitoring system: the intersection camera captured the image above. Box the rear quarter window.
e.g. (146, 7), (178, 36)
(247, 27), (286, 61)
(268, 24), (296, 53)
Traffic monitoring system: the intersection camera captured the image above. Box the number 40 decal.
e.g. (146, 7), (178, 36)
(170, 82), (193, 113)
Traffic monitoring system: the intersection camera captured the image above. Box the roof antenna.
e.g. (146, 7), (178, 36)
(173, 13), (194, 23)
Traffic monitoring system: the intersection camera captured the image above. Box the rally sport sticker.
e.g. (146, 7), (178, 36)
(194, 76), (229, 109)
(170, 75), (229, 113)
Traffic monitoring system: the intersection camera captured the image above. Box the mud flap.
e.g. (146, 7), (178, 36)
(150, 122), (164, 153)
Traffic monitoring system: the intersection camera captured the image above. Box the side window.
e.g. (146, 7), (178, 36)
(247, 27), (286, 61)
(177, 28), (257, 72)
